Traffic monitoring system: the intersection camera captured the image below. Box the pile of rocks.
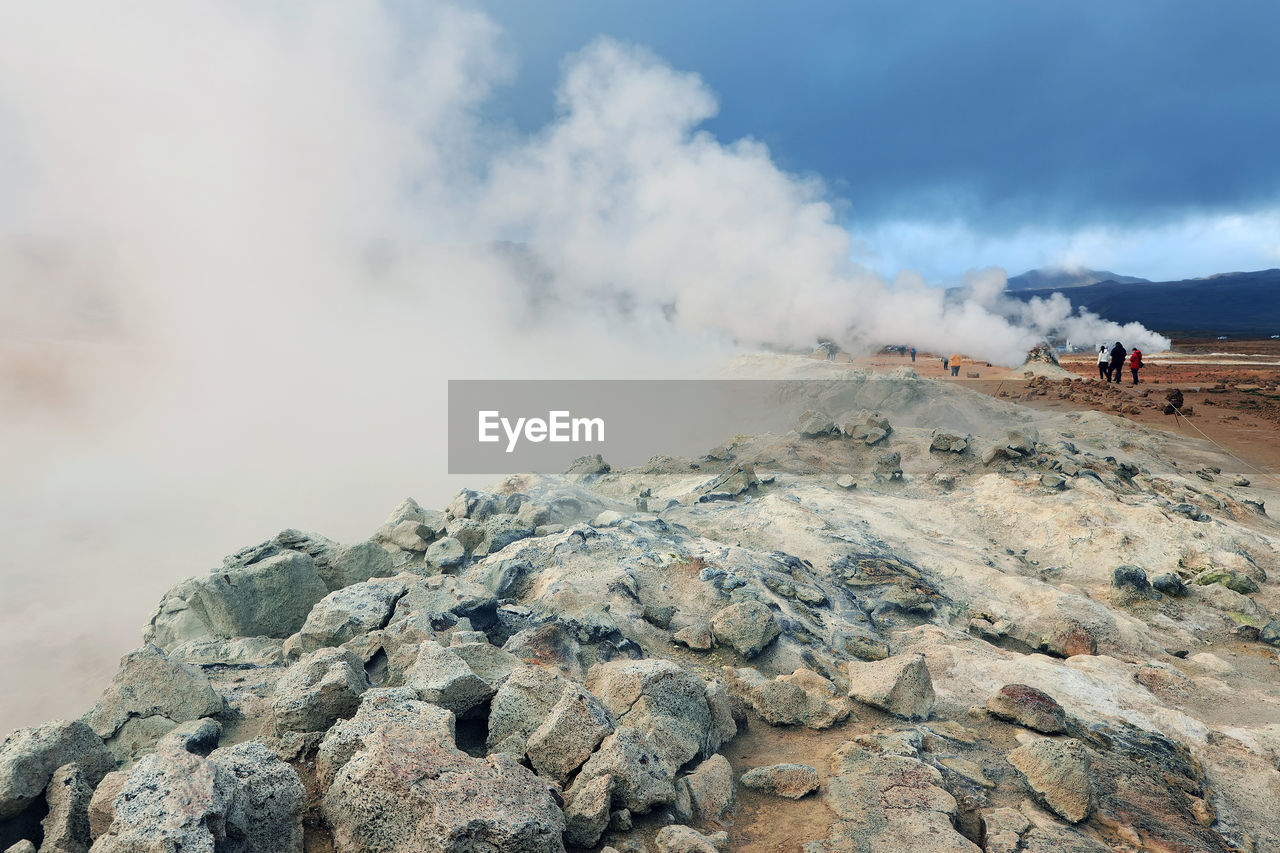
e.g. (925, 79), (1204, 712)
(6, 371), (1280, 852)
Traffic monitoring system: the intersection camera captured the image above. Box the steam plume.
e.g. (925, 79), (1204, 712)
(0, 1), (1167, 730)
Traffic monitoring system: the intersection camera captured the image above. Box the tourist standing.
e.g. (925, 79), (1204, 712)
(1109, 342), (1127, 384)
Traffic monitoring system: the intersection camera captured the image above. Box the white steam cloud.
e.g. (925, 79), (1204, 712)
(0, 1), (1166, 731)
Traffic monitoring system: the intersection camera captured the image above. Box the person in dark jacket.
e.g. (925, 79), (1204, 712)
(1109, 342), (1127, 383)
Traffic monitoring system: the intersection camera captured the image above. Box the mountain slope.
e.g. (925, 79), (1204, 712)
(1011, 268), (1280, 336)
(1006, 267), (1149, 291)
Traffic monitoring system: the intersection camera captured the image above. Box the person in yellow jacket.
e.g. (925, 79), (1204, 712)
(949, 353), (961, 376)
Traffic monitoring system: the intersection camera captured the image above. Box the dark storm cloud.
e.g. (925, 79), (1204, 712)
(472, 1), (1280, 231)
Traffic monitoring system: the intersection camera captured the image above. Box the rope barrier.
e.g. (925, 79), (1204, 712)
(1163, 400), (1280, 486)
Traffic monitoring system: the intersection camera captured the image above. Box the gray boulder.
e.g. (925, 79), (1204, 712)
(40, 762), (94, 853)
(795, 410), (836, 437)
(476, 516), (537, 557)
(565, 454), (610, 481)
(322, 716), (563, 852)
(316, 688), (455, 792)
(0, 720), (114, 821)
(447, 489), (500, 521)
(168, 637), (285, 667)
(402, 641), (493, 717)
(574, 727), (676, 814)
(725, 668), (851, 729)
(272, 648), (369, 734)
(294, 574), (410, 653)
(90, 740), (303, 853)
(373, 499), (446, 553)
(525, 685), (615, 782)
(205, 742), (306, 852)
(710, 601), (780, 659)
(485, 665), (569, 757)
(562, 774), (613, 848)
(144, 551), (329, 650)
(930, 433), (969, 453)
(83, 645), (223, 752)
(1151, 572), (1188, 597)
(591, 510), (624, 527)
(846, 653), (935, 720)
(156, 718), (221, 757)
(589, 659), (729, 771)
(449, 642), (519, 688)
(318, 540), (396, 592)
(425, 536), (466, 569)
(1111, 565), (1150, 593)
(386, 520), (432, 552)
(1262, 620), (1280, 647)
(389, 576), (496, 629)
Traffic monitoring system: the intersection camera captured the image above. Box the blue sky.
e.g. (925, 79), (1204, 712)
(470, 1), (1280, 282)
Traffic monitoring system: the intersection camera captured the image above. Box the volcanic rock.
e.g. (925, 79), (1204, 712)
(1007, 738), (1095, 823)
(0, 720), (114, 821)
(846, 653), (935, 720)
(1151, 572), (1187, 597)
(272, 648), (369, 734)
(144, 551), (329, 650)
(710, 600), (780, 658)
(294, 574), (410, 653)
(322, 715), (563, 853)
(684, 754), (734, 821)
(739, 763), (820, 799)
(83, 645), (224, 756)
(985, 684), (1067, 733)
(725, 667), (852, 729)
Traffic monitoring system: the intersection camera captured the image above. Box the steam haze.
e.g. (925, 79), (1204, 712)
(0, 2), (1168, 731)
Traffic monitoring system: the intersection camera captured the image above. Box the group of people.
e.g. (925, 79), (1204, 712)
(1098, 341), (1143, 384)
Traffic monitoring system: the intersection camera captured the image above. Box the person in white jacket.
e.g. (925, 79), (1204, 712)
(1097, 344), (1110, 381)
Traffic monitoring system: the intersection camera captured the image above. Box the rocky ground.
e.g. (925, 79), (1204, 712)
(3, 364), (1280, 853)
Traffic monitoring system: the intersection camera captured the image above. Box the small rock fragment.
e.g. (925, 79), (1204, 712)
(985, 684), (1066, 734)
(674, 622), (714, 651)
(1151, 572), (1187, 597)
(739, 763), (820, 798)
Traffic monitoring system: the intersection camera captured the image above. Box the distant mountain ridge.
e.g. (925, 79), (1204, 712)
(1007, 268), (1280, 337)
(1005, 267), (1150, 291)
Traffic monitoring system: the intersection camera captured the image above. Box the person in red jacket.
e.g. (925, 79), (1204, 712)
(1129, 347), (1143, 385)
